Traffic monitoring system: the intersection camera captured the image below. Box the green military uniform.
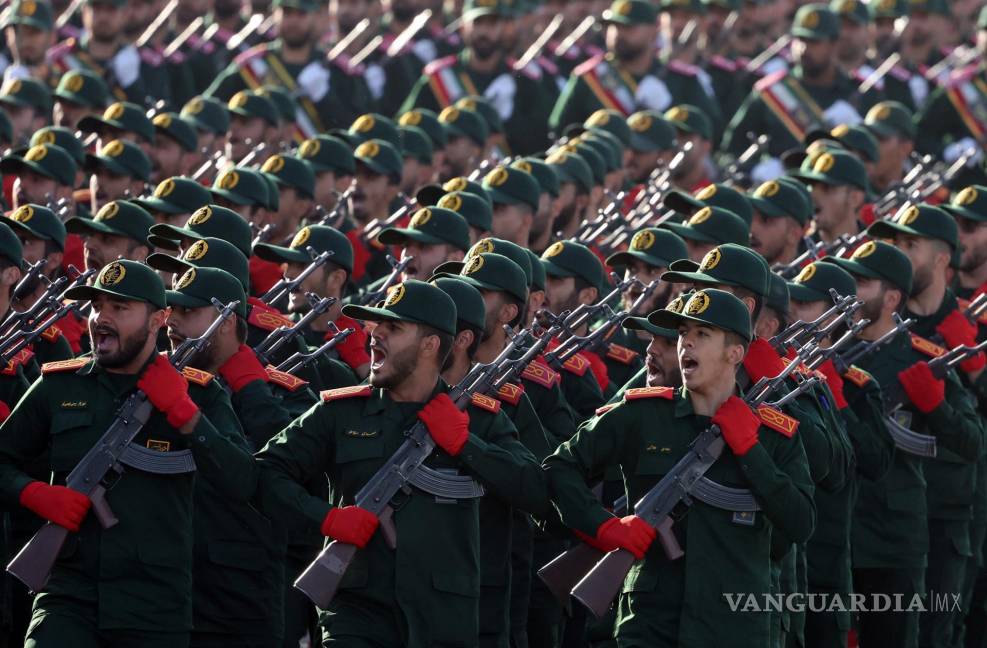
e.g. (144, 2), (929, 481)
(545, 289), (815, 646)
(0, 261), (256, 646)
(255, 280), (546, 646)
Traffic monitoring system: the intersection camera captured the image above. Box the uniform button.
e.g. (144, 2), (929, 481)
(198, 436), (206, 442)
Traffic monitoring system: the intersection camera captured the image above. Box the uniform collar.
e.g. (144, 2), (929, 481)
(364, 377), (446, 415)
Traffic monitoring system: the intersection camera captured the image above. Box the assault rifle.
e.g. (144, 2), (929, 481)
(253, 295), (335, 365)
(6, 298), (239, 593)
(768, 290), (860, 354)
(275, 322), (355, 375)
(831, 313), (914, 375)
(357, 254), (413, 306)
(259, 248), (334, 305)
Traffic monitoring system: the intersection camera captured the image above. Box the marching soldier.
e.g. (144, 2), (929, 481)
(0, 77), (51, 147)
(65, 199), (154, 272)
(746, 177), (812, 267)
(862, 100), (915, 197)
(3, 0), (59, 87)
(0, 142), (78, 210)
(83, 139), (151, 206)
(148, 113), (198, 184)
(134, 176), (213, 227)
(51, 69), (109, 130)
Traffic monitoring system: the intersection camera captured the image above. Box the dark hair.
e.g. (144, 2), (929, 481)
(731, 285), (764, 324)
(420, 323), (455, 366)
(725, 330), (751, 356)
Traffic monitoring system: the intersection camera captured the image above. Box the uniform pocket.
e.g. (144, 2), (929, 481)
(432, 570), (480, 598)
(49, 410), (94, 471)
(335, 436), (385, 464)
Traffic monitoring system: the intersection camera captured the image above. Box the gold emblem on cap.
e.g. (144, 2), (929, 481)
(185, 239), (209, 261)
(689, 207), (712, 225)
(11, 205), (33, 222)
(897, 205), (920, 226)
(614, 0), (632, 16)
(299, 139), (320, 158)
(63, 72), (84, 94)
(218, 170), (239, 190)
(438, 194), (463, 211)
(152, 113), (172, 128)
(877, 0), (894, 9)
(665, 106), (688, 122)
(262, 155), (285, 174)
(384, 283), (405, 306)
(444, 177), (468, 192)
(484, 167), (510, 187)
(628, 112), (652, 133)
(101, 140), (125, 158)
(35, 130), (56, 145)
(104, 102), (125, 121)
(355, 141), (379, 159)
(813, 152), (836, 173)
(154, 179), (175, 198)
(544, 241), (565, 258)
(754, 181), (780, 198)
(229, 91), (250, 110)
(24, 144), (47, 162)
(20, 1), (37, 16)
(99, 261), (126, 286)
(513, 160), (532, 174)
(853, 240), (877, 259)
(795, 263), (817, 283)
(464, 255), (485, 275)
(699, 247), (721, 271)
(472, 238), (495, 255)
(184, 97), (203, 114)
(175, 268), (196, 290)
(399, 111), (422, 126)
(586, 109), (611, 127)
(411, 208), (432, 227)
(686, 291), (711, 315)
(188, 206), (211, 225)
(800, 10), (819, 28)
(865, 104), (891, 124)
(545, 151), (568, 165)
(666, 295), (685, 314)
(290, 226), (311, 248)
(695, 184), (717, 201)
(352, 114), (375, 132)
(456, 98), (477, 111)
(838, 0), (856, 13)
(831, 124), (850, 138)
(630, 230), (655, 251)
(438, 106), (460, 123)
(96, 202), (119, 221)
(2, 79), (21, 96)
(955, 187), (978, 206)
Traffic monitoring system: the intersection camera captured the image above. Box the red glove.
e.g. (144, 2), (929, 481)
(19, 481), (91, 532)
(219, 344), (269, 392)
(320, 505), (379, 548)
(712, 396), (760, 456)
(595, 516), (656, 560)
(331, 320), (370, 370)
(0, 400), (11, 422)
(138, 354), (199, 429)
(936, 310), (986, 374)
(898, 361), (945, 414)
(417, 393), (470, 456)
(816, 360), (848, 410)
(742, 338), (787, 383)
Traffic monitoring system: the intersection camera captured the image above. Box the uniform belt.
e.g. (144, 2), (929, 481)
(407, 465), (485, 499)
(119, 443), (198, 474)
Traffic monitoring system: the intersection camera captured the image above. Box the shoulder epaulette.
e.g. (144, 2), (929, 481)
(595, 402), (618, 416)
(3, 348), (34, 375)
(561, 353), (590, 377)
(247, 308), (294, 332)
(625, 386), (674, 401)
(48, 40), (73, 59)
(606, 343), (639, 365)
(41, 357), (87, 374)
(709, 55), (738, 72)
(233, 43), (268, 66)
(423, 54), (457, 76)
(754, 69), (788, 92)
(139, 47), (163, 66)
(40, 325), (61, 343)
(910, 333), (947, 358)
(182, 366), (214, 386)
(521, 361), (560, 389)
(470, 392), (501, 414)
(321, 384), (372, 401)
(536, 55), (558, 76)
(756, 404), (799, 438)
(265, 365), (308, 392)
(888, 65), (911, 81)
(495, 382), (523, 406)
(667, 59), (699, 76)
(843, 365), (872, 388)
(574, 53), (606, 77)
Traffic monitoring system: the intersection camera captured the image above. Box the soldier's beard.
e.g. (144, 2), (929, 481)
(472, 38), (499, 60)
(614, 40), (646, 63)
(859, 291), (886, 325)
(369, 343), (419, 389)
(960, 246), (987, 273)
(93, 320), (153, 369)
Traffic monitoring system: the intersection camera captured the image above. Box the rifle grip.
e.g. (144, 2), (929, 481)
(656, 517), (683, 560)
(379, 505), (396, 549)
(90, 484), (118, 529)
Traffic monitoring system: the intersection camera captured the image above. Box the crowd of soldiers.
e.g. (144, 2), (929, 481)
(0, 0), (984, 646)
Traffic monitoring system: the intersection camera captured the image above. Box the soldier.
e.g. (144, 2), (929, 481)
(377, 205), (470, 282)
(946, 186), (987, 300)
(398, 125), (434, 195)
(723, 4), (883, 159)
(624, 109), (678, 184)
(862, 100), (915, 197)
(347, 139), (405, 283)
(0, 77), (51, 146)
(398, 108), (447, 185)
(65, 199), (154, 272)
(663, 103), (715, 191)
(180, 95), (231, 175)
(0, 259), (256, 646)
(436, 105), (488, 181)
(544, 287), (814, 646)
(77, 101), (156, 160)
(746, 177), (812, 267)
(0, 142), (77, 210)
(819, 241), (983, 647)
(509, 157), (560, 255)
(661, 205), (751, 261)
(477, 164), (539, 248)
(2, 0), (58, 86)
(134, 176), (213, 227)
(663, 181), (755, 225)
(543, 149), (594, 240)
(296, 134), (356, 214)
(791, 148), (870, 245)
(223, 90), (281, 164)
(148, 113), (198, 184)
(207, 0), (372, 134)
(434, 189), (494, 246)
(255, 279), (545, 646)
(51, 69), (109, 130)
(258, 153), (316, 245)
(550, 0), (720, 140)
(83, 139), (151, 206)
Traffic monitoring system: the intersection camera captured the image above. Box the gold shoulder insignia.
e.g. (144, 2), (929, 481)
(606, 343), (639, 365)
(182, 366), (214, 386)
(495, 382), (523, 406)
(562, 353), (589, 376)
(470, 392), (501, 414)
(521, 361), (560, 389)
(41, 357), (88, 374)
(910, 333), (947, 358)
(321, 384), (373, 401)
(843, 366), (872, 388)
(40, 325), (61, 343)
(756, 404), (799, 438)
(265, 365), (309, 392)
(625, 386), (674, 401)
(247, 308), (294, 332)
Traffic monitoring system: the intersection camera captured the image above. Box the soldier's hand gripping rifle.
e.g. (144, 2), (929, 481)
(537, 346), (820, 616)
(275, 322), (356, 375)
(6, 298), (240, 593)
(253, 294), (336, 365)
(293, 323), (537, 608)
(357, 254), (413, 306)
(259, 248), (333, 306)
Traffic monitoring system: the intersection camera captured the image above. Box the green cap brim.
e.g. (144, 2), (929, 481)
(867, 219), (923, 241)
(820, 256), (884, 281)
(661, 267), (742, 288)
(606, 249), (672, 268)
(253, 242), (309, 264)
(64, 284), (152, 305)
(662, 222), (717, 243)
(484, 186), (523, 206)
(746, 196), (788, 219)
(942, 204), (987, 223)
(145, 251), (194, 275)
(147, 233), (181, 250)
(64, 217), (123, 238)
(85, 154), (133, 178)
(354, 157), (392, 177)
(4, 217), (51, 241)
(376, 227), (447, 247)
(341, 303), (452, 334)
(663, 189), (704, 213)
(0, 156), (56, 181)
(622, 315), (677, 339)
(541, 258), (577, 278)
(629, 133), (668, 153)
(209, 188), (253, 206)
(786, 281), (830, 303)
(132, 196), (187, 215)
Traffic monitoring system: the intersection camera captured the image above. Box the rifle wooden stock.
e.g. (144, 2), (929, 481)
(6, 520), (69, 593)
(536, 541), (604, 605)
(570, 548), (636, 618)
